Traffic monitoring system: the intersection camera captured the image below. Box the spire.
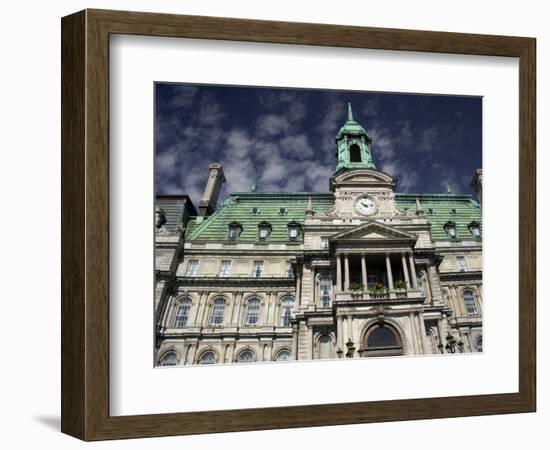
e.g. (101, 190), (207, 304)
(335, 103), (376, 172)
(347, 102), (354, 122)
(250, 180), (257, 192)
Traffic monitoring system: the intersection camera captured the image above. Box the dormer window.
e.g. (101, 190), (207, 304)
(427, 208), (434, 215)
(251, 207), (260, 215)
(450, 208), (458, 215)
(287, 222), (301, 241)
(444, 221), (457, 239)
(278, 207), (288, 215)
(469, 221), (482, 238)
(258, 221), (272, 241)
(227, 222), (242, 241)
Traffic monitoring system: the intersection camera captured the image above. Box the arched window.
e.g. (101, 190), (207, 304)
(280, 297), (295, 326)
(244, 298), (260, 325)
(474, 335), (483, 352)
(349, 144), (362, 162)
(364, 325), (403, 357)
(318, 335), (333, 359)
(227, 222), (242, 241)
(199, 351), (217, 365)
(258, 221), (272, 241)
(275, 349), (292, 361)
(237, 349), (255, 363)
(444, 221), (457, 239)
(210, 298), (226, 325)
(319, 277), (332, 307)
(159, 350), (178, 366)
(463, 289), (479, 316)
(173, 297), (191, 327)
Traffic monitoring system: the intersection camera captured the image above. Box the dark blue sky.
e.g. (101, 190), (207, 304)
(155, 83), (482, 205)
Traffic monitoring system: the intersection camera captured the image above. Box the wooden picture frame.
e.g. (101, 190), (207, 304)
(61, 9), (536, 441)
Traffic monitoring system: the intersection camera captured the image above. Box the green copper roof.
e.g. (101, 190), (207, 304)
(395, 193), (482, 241)
(185, 191), (481, 243)
(335, 103), (376, 172)
(336, 103), (368, 138)
(187, 192), (334, 242)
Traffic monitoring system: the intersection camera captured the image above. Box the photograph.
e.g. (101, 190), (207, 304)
(152, 84), (483, 366)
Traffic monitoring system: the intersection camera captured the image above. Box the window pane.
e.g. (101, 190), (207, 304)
(199, 351), (216, 365)
(457, 256), (467, 272)
(218, 260), (232, 276)
(276, 349), (292, 361)
(281, 297), (294, 326)
(173, 297), (191, 327)
(320, 278), (332, 307)
(252, 260), (263, 277)
(159, 351), (178, 366)
(238, 350), (254, 363)
(185, 260), (198, 276)
(286, 261), (293, 278)
(246, 299), (260, 325)
(367, 327), (398, 348)
(210, 299), (225, 325)
(463, 290), (478, 315)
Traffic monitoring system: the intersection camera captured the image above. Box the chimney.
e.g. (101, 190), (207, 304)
(470, 168), (482, 207)
(198, 163), (226, 216)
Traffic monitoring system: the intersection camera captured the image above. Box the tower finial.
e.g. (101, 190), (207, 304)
(347, 102), (354, 122)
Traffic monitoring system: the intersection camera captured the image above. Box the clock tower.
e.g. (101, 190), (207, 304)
(329, 103), (402, 220)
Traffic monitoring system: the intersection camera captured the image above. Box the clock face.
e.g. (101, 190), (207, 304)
(355, 196), (377, 216)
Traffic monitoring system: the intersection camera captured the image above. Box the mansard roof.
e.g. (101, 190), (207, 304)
(186, 192), (334, 242)
(182, 191), (481, 243)
(395, 193), (482, 241)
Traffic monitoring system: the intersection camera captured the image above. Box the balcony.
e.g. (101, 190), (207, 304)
(335, 288), (424, 303)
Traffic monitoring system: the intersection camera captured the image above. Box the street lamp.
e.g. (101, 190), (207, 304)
(444, 333), (464, 354)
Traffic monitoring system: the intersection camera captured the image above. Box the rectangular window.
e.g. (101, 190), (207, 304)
(252, 260), (263, 278)
(456, 256), (468, 272)
(286, 260), (293, 278)
(320, 278), (332, 307)
(185, 259), (199, 276)
(218, 260), (232, 277)
(320, 237), (329, 249)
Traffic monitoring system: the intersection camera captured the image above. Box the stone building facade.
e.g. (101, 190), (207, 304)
(154, 104), (483, 366)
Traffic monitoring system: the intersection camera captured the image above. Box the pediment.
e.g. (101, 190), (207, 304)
(331, 168), (396, 187)
(330, 221), (417, 243)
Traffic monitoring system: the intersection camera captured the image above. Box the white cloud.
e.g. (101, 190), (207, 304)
(256, 114), (291, 136)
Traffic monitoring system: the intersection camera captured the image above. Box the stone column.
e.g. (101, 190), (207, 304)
(401, 252), (410, 287)
(337, 315), (344, 351)
(361, 254), (367, 289)
(233, 291), (243, 325)
(292, 324), (299, 358)
(409, 312), (420, 355)
(385, 253), (394, 290)
(296, 269), (302, 306)
(308, 326), (314, 360)
(418, 311), (428, 354)
(193, 291), (205, 326)
(344, 254), (350, 291)
(437, 317), (446, 351)
(336, 254), (342, 292)
(409, 253), (418, 288)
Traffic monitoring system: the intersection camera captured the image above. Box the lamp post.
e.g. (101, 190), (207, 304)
(444, 333), (464, 354)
